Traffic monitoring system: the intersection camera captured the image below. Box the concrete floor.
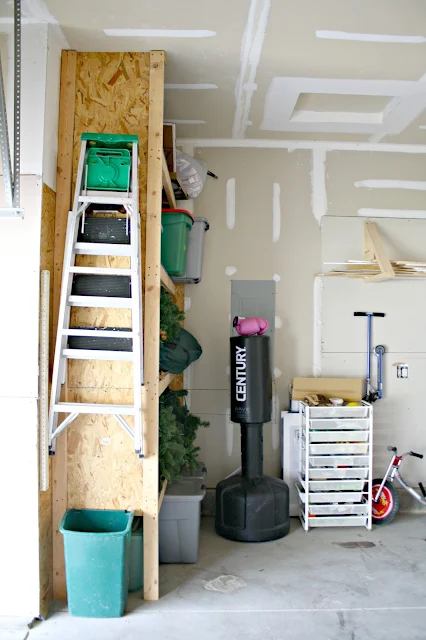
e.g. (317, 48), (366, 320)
(11, 515), (426, 640)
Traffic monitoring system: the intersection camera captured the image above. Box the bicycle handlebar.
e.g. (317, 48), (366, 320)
(411, 451), (424, 459)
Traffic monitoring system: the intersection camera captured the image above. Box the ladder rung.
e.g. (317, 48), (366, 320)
(62, 329), (134, 338)
(69, 266), (132, 276)
(53, 402), (135, 415)
(79, 193), (134, 205)
(63, 348), (134, 361)
(74, 242), (132, 257)
(68, 295), (132, 308)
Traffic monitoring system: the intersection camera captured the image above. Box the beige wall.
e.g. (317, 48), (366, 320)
(186, 146), (426, 492)
(185, 148), (321, 487)
(320, 168), (426, 486)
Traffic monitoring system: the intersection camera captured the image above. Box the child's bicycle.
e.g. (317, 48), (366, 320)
(372, 446), (426, 525)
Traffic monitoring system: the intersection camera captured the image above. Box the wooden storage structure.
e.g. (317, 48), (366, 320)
(50, 49), (181, 603)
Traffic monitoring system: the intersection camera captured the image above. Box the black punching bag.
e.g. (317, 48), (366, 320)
(215, 335), (290, 543)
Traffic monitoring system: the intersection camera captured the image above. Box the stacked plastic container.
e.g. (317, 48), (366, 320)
(159, 463), (206, 563)
(297, 402), (373, 530)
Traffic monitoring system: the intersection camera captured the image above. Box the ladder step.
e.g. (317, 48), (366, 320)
(68, 295), (133, 308)
(62, 329), (134, 338)
(79, 192), (134, 205)
(62, 348), (134, 361)
(74, 242), (132, 257)
(53, 402), (135, 415)
(70, 266), (132, 276)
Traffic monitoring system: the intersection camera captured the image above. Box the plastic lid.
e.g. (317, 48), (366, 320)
(193, 217), (210, 231)
(162, 208), (194, 223)
(163, 477), (206, 502)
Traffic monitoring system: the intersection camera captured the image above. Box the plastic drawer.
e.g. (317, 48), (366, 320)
(296, 484), (365, 504)
(307, 514), (368, 527)
(303, 405), (369, 419)
(308, 418), (370, 430)
(306, 503), (368, 516)
(309, 443), (369, 455)
(302, 466), (369, 480)
(307, 430), (369, 443)
(299, 476), (365, 492)
(309, 455), (369, 467)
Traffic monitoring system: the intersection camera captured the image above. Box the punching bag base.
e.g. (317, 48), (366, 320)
(215, 475), (290, 543)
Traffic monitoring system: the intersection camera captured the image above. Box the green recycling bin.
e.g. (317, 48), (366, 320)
(161, 209), (194, 277)
(60, 509), (134, 618)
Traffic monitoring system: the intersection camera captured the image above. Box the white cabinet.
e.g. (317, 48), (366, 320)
(297, 401), (373, 530)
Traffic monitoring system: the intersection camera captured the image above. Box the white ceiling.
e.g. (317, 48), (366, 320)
(4, 0), (426, 144)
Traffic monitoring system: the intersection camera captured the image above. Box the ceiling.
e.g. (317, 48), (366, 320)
(6, 0), (426, 143)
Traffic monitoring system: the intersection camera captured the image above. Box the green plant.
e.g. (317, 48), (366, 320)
(159, 389), (209, 483)
(159, 404), (186, 483)
(160, 289), (184, 342)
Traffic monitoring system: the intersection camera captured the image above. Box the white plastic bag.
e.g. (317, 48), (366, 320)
(176, 151), (208, 199)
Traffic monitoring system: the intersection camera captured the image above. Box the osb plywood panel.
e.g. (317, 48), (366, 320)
(68, 360), (133, 389)
(67, 389), (142, 513)
(73, 52), (149, 207)
(39, 183), (55, 618)
(67, 52), (149, 511)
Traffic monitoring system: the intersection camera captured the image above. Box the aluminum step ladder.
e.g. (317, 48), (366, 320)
(48, 134), (144, 457)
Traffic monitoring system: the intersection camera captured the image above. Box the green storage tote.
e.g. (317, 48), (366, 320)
(60, 509), (134, 618)
(161, 209), (194, 277)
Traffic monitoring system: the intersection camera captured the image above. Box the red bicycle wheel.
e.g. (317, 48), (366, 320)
(371, 479), (399, 526)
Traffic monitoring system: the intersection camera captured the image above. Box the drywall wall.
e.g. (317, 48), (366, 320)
(320, 215), (426, 486)
(42, 24), (62, 190)
(326, 151), (426, 217)
(0, 23), (48, 175)
(186, 146), (426, 495)
(184, 148), (321, 486)
(0, 24), (57, 617)
(0, 175), (43, 617)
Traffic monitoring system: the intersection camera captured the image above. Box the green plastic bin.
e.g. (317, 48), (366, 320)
(85, 147), (131, 191)
(161, 209), (194, 277)
(60, 509), (134, 618)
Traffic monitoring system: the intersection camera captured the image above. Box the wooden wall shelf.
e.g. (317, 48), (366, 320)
(160, 266), (176, 296)
(162, 152), (177, 209)
(158, 373), (175, 396)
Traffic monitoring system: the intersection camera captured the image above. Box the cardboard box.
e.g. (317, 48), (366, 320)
(292, 377), (363, 402)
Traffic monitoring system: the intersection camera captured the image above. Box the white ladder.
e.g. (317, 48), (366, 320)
(48, 136), (144, 457)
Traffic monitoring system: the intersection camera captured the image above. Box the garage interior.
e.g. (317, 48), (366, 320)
(1, 1), (426, 639)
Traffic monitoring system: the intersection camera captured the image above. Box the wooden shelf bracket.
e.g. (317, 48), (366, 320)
(363, 222), (395, 283)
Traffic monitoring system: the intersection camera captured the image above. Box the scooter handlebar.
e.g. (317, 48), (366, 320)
(411, 451), (424, 459)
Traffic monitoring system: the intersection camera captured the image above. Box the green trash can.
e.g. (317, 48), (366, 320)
(60, 509), (134, 618)
(161, 209), (194, 277)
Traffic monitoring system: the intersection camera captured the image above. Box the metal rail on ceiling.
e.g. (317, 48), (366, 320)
(0, 0), (23, 219)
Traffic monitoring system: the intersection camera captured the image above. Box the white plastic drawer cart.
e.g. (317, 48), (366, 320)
(297, 401), (373, 530)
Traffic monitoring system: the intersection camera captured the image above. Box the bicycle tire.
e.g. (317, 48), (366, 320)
(371, 478), (399, 526)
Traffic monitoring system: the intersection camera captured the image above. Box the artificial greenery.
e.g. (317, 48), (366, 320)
(160, 289), (184, 342)
(159, 389), (209, 483)
(159, 404), (186, 483)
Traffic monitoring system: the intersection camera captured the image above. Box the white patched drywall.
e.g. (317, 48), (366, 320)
(184, 146), (426, 493)
(184, 147), (320, 486)
(320, 213), (426, 487)
(0, 24), (60, 617)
